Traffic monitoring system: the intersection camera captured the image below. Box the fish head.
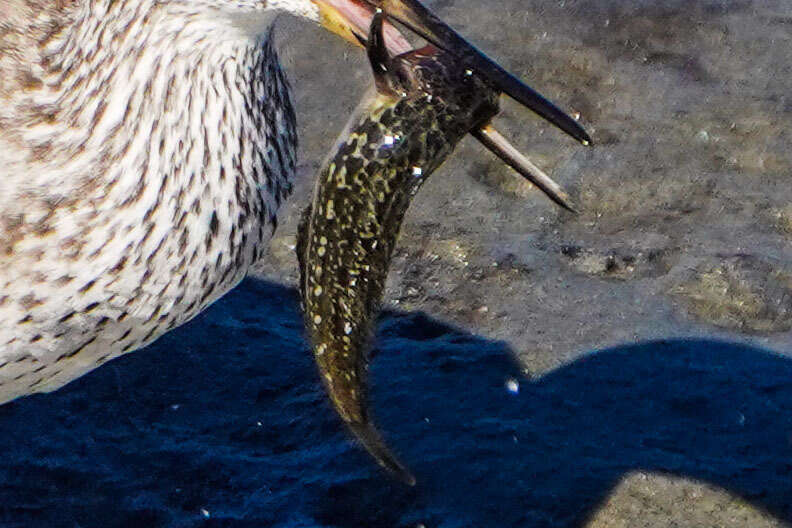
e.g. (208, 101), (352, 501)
(310, 0), (590, 145)
(378, 45), (502, 141)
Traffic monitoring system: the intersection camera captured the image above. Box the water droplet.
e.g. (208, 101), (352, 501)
(465, 69), (473, 76)
(344, 322), (353, 335)
(384, 135), (395, 146)
(506, 378), (519, 394)
(313, 286), (323, 296)
(200, 509), (210, 519)
(313, 314), (322, 324)
(412, 166), (423, 177)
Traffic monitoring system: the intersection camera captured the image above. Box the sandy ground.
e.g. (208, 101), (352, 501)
(0, 0), (790, 527)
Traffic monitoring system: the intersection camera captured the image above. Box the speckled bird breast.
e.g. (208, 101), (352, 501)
(0, 32), (295, 403)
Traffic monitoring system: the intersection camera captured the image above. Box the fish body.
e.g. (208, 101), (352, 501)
(297, 15), (500, 484)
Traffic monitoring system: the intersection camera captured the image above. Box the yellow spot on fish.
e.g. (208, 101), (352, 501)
(318, 246), (326, 256)
(326, 200), (335, 220)
(320, 236), (327, 245)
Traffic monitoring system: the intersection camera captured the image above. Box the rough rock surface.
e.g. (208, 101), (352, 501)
(0, 1), (790, 527)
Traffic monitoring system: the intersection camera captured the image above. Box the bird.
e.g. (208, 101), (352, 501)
(0, 0), (590, 406)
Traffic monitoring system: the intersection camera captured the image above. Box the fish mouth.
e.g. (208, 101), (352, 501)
(312, 0), (592, 146)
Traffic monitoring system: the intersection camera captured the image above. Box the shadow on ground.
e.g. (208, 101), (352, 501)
(0, 279), (790, 527)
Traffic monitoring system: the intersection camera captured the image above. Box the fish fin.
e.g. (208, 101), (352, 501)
(296, 204), (313, 310)
(348, 421), (416, 486)
(366, 11), (397, 95)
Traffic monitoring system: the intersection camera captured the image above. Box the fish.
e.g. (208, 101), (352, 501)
(297, 12), (582, 485)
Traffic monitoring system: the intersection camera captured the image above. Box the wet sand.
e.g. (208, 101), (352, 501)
(1, 0), (791, 526)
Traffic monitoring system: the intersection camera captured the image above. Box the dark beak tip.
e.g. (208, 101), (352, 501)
(559, 200), (579, 214)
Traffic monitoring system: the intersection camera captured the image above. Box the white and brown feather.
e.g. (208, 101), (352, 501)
(0, 0), (297, 401)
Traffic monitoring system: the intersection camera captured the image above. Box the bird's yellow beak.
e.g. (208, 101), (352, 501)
(311, 0), (591, 145)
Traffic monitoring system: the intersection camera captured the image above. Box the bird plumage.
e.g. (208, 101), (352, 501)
(0, 0), (298, 402)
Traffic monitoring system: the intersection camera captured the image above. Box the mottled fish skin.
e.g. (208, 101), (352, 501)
(297, 27), (500, 484)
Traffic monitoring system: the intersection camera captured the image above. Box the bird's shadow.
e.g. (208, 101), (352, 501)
(0, 279), (790, 527)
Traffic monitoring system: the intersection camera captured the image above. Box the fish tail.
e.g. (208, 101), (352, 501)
(347, 421), (416, 486)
